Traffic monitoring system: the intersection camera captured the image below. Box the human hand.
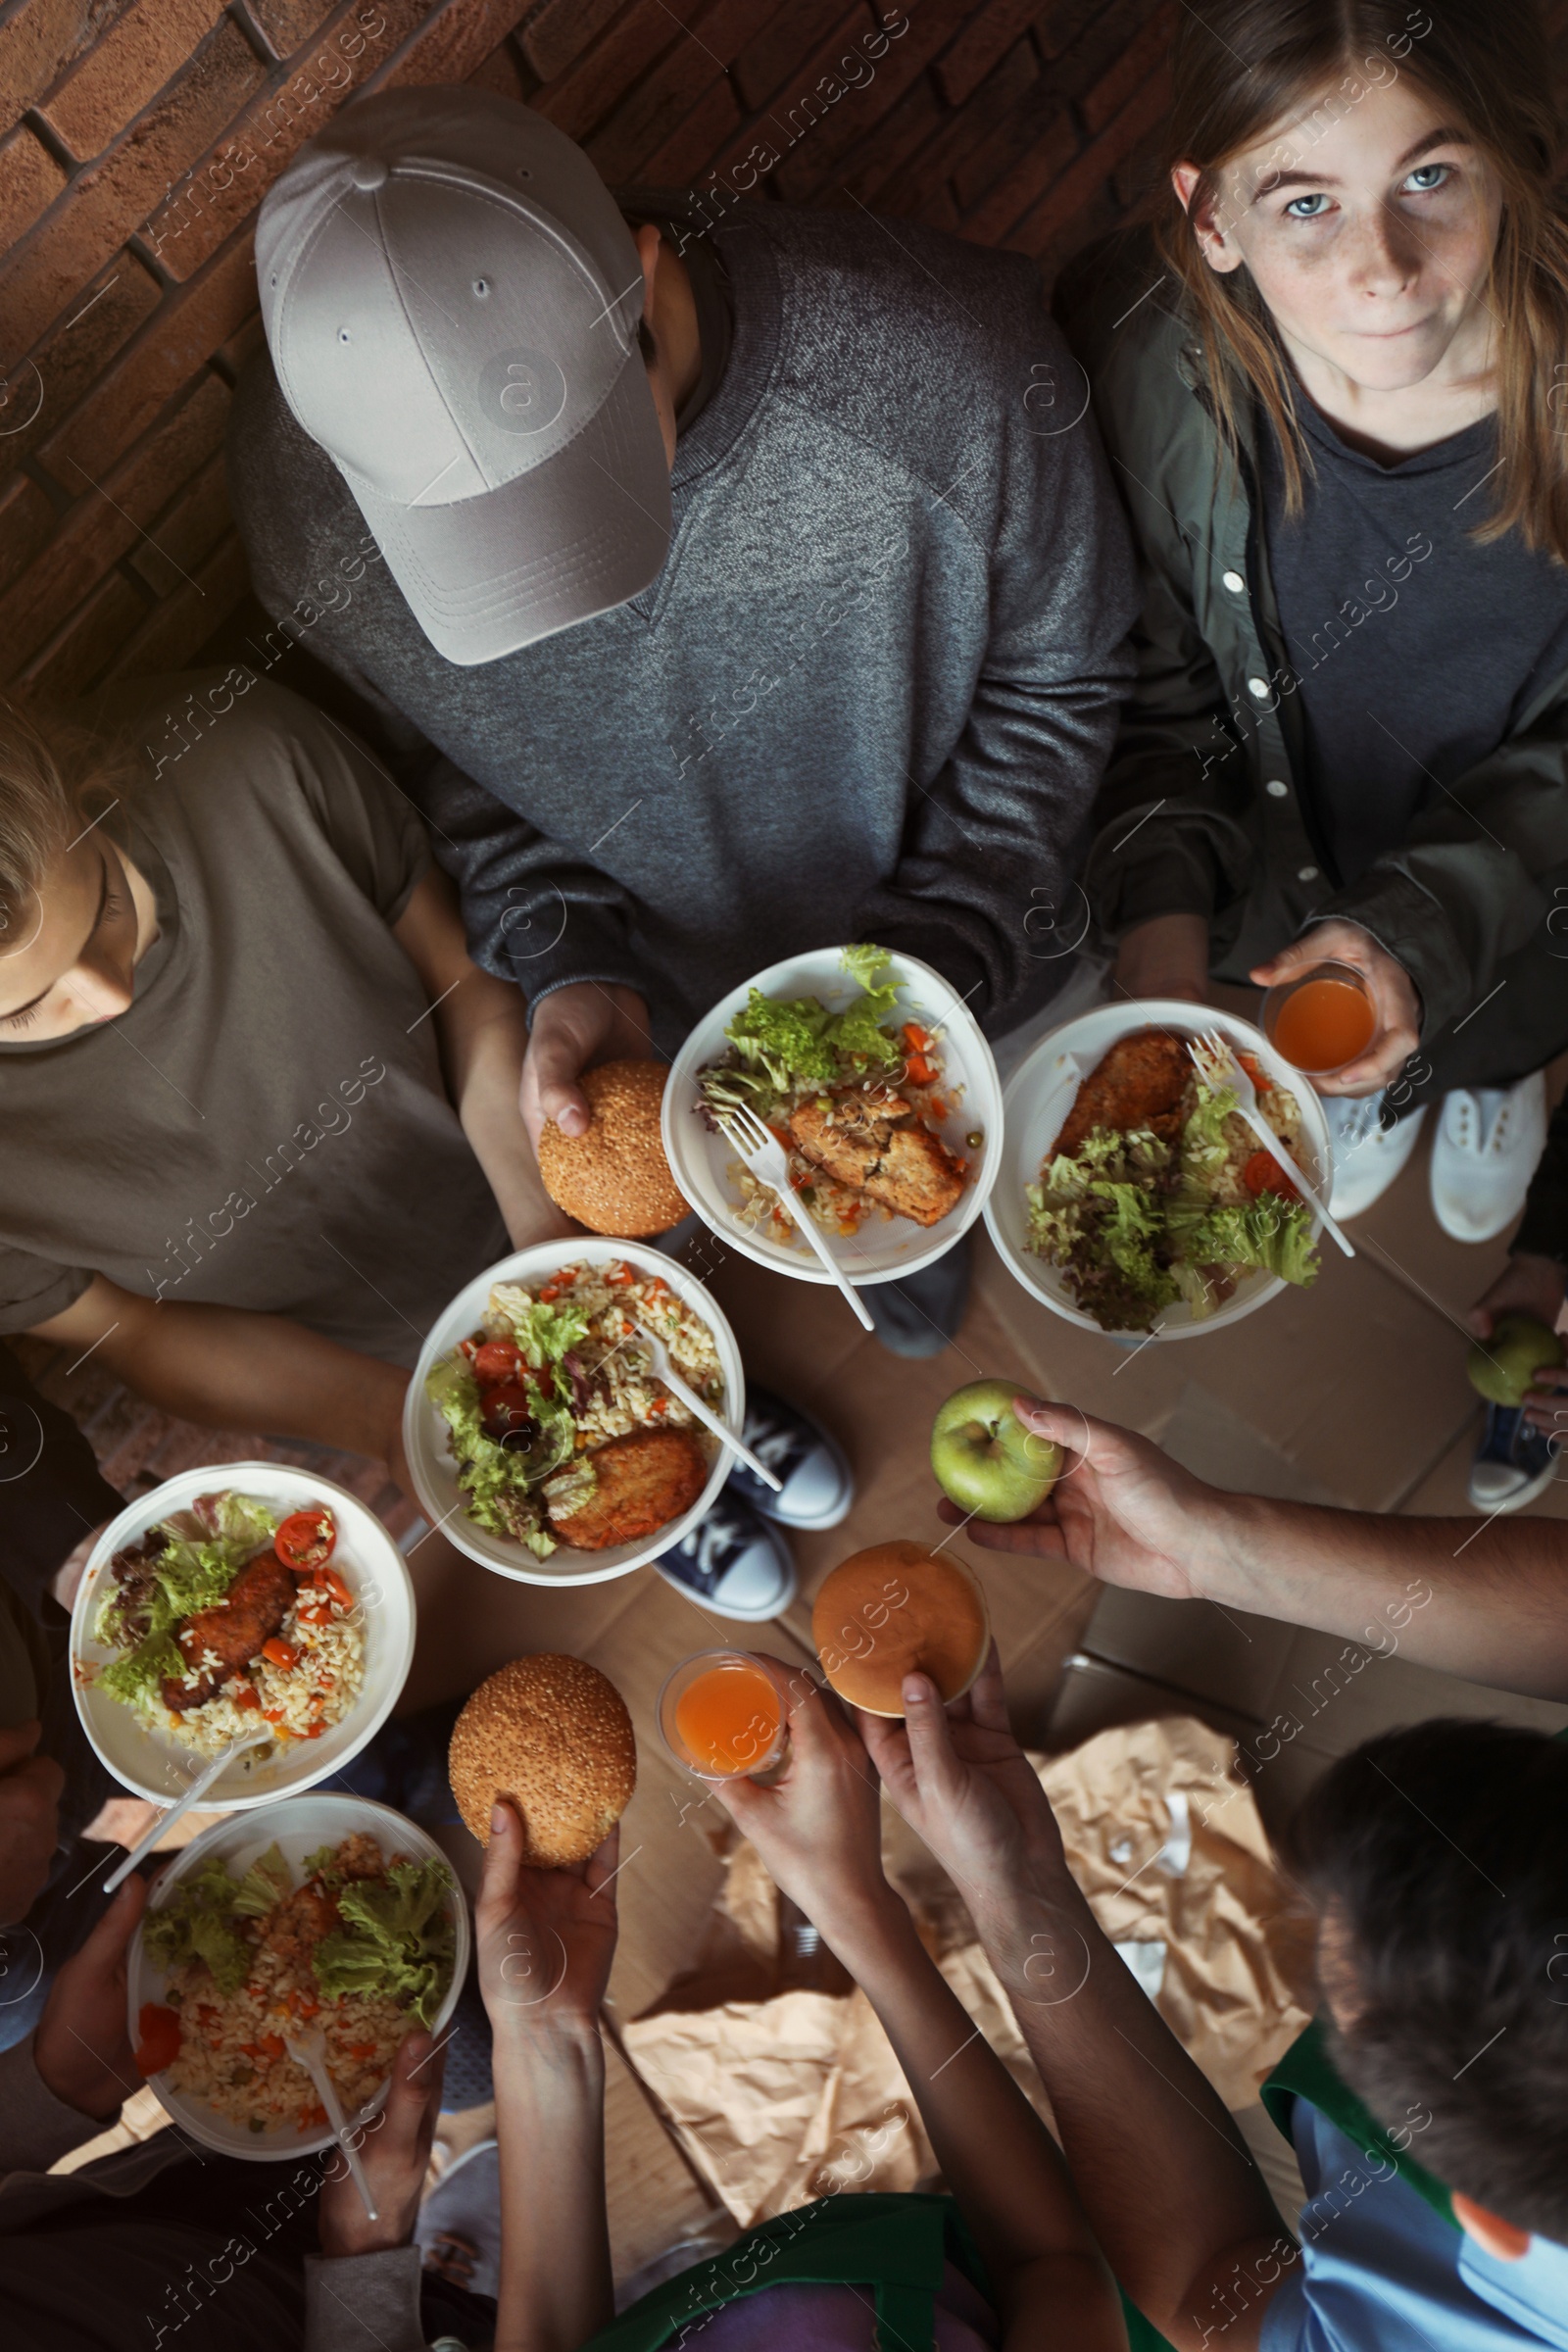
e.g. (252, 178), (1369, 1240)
(857, 1644), (1064, 1896)
(937, 1397), (1228, 1601)
(318, 2027), (445, 2259)
(52, 1524), (112, 1615)
(1114, 911), (1210, 1005)
(33, 1873), (143, 2120)
(0, 1720), (64, 1926)
(518, 983), (653, 1152)
(705, 1660), (900, 1954)
(1250, 918), (1420, 1095)
(475, 1800), (619, 2045)
(1468, 1252), (1568, 1343)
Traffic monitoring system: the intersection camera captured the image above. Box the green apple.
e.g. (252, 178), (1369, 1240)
(1467, 1313), (1565, 1408)
(931, 1379), (1061, 1522)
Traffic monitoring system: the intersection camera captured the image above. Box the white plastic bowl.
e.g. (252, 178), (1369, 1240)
(404, 1239), (742, 1583)
(983, 998), (1334, 1341)
(72, 1464), (415, 1808)
(662, 948), (1004, 1286)
(127, 1793), (468, 2161)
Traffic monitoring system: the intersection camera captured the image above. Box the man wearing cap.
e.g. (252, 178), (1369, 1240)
(228, 84), (1137, 1368)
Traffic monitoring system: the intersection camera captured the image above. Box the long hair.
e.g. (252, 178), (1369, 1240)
(1154, 0), (1568, 561)
(0, 698), (135, 961)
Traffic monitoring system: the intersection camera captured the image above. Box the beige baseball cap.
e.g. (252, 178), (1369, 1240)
(255, 87), (671, 666)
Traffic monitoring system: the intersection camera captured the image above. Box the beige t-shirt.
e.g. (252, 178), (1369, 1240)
(0, 671), (508, 1366)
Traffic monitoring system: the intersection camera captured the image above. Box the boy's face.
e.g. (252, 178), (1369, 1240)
(0, 837), (140, 1040)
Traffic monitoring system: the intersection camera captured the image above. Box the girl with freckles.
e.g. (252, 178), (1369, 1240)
(1060, 0), (1568, 1277)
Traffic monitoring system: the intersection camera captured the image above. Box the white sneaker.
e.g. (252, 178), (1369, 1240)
(1323, 1092), (1427, 1219)
(1430, 1075), (1547, 1244)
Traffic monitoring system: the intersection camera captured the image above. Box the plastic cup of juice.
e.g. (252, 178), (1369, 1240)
(659, 1650), (788, 1782)
(1260, 960), (1377, 1078)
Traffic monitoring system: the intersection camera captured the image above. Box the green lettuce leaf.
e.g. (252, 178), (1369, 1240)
(488, 1288), (591, 1372)
(141, 1854), (259, 1996)
(313, 1859), (456, 2028)
(1184, 1199), (1320, 1289)
(232, 1842), (293, 1918)
(724, 988), (839, 1092)
(425, 1357), (562, 1554)
(205, 1493), (281, 1552)
(826, 945), (903, 1068)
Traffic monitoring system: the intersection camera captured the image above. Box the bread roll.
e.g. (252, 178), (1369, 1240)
(448, 1653), (636, 1866)
(537, 1059), (687, 1237)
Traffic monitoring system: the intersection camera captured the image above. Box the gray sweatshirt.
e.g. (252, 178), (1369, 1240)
(228, 200), (1137, 1053)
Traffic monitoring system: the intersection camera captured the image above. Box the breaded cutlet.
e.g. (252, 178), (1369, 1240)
(788, 1092), (964, 1228)
(547, 1426), (708, 1550)
(1051, 1030), (1192, 1160)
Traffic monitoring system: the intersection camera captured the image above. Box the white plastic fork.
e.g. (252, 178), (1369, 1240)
(1189, 1029), (1355, 1260)
(284, 2022), (378, 2220)
(714, 1102), (876, 1332)
(632, 1319), (784, 1492)
(102, 1730), (271, 1894)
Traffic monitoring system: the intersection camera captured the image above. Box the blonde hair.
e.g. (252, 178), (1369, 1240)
(1154, 0), (1568, 560)
(0, 699), (135, 955)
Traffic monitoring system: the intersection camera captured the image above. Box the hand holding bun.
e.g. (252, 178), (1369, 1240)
(449, 1654), (637, 1866)
(537, 1059), (687, 1237)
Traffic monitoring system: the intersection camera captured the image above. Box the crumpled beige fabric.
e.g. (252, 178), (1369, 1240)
(623, 1718), (1313, 2227)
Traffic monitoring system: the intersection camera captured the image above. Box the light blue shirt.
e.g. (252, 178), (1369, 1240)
(1259, 2101), (1568, 2351)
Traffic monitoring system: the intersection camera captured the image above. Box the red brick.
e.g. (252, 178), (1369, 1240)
(247, 0), (343, 58)
(837, 68), (942, 209)
(705, 1), (866, 185)
(1010, 63), (1170, 256)
(931, 0), (1042, 109)
(730, 0), (866, 114)
(0, 471), (58, 601)
(0, 0), (137, 139)
(952, 63), (1052, 212)
(516, 0), (625, 83)
(533, 0), (686, 142)
(0, 120), (68, 245)
(139, 0), (428, 283)
(959, 101), (1076, 243)
(466, 31), (534, 102)
(769, 3), (956, 206)
(216, 305), (267, 378)
(0, 366), (230, 674)
(371, 0), (538, 93)
(19, 564), (150, 693)
(126, 446), (229, 593)
(40, 0), (228, 161)
(1081, 0), (1173, 134)
(0, 250), (160, 470)
(875, 34), (1038, 216)
(0, 18), (265, 352)
(637, 71), (743, 186)
(114, 523), (251, 672)
(37, 227), (258, 487)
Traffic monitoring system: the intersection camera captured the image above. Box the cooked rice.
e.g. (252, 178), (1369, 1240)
(122, 1580), (366, 1761)
(160, 1833), (424, 2133)
(483, 1261), (723, 1448)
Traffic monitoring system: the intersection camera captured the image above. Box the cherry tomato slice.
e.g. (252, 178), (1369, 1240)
(134, 2002), (182, 2077)
(275, 1508), (336, 1572)
(480, 1381), (537, 1441)
(472, 1339), (522, 1383)
(1242, 1149), (1299, 1202)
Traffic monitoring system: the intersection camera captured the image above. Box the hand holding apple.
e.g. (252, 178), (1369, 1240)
(930, 1380), (1061, 1523)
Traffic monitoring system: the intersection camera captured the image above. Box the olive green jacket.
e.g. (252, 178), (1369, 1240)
(1055, 228), (1568, 1041)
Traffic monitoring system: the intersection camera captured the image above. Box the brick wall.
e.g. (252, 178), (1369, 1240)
(7, 0), (1568, 713)
(0, 0), (1188, 701)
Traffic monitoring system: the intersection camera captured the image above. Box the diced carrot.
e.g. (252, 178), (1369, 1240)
(539, 1286), (560, 1302)
(264, 1708), (286, 1724)
(346, 2042), (378, 2061)
(318, 1567), (354, 1611)
(258, 2034), (286, 2060)
(261, 1639), (298, 1670)
(305, 1721), (325, 1739)
(649, 1396), (666, 1416)
(134, 2005), (181, 2077)
(233, 1686), (262, 1710)
(607, 1265), (634, 1286)
(902, 1021), (932, 1052)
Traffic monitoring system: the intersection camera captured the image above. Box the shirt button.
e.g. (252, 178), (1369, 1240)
(1298, 864), (1319, 882)
(1248, 676), (1270, 700)
(1265, 778), (1288, 799)
(1223, 569), (1246, 592)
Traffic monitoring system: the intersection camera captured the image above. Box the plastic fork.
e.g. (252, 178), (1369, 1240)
(632, 1319), (784, 1491)
(284, 2022), (378, 2220)
(102, 1730), (271, 1894)
(713, 1103), (876, 1332)
(1188, 1030), (1355, 1260)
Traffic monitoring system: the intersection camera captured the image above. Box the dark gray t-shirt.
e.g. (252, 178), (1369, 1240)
(0, 674), (508, 1365)
(1262, 397), (1568, 884)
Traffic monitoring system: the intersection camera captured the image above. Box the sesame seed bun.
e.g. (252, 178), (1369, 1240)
(537, 1059), (687, 1238)
(812, 1541), (990, 1717)
(448, 1654), (637, 1867)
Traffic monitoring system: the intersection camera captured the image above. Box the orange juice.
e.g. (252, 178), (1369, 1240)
(1267, 975), (1375, 1074)
(672, 1659), (783, 1778)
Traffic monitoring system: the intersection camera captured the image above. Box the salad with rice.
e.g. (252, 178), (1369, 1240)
(84, 1493), (365, 1759)
(426, 1258), (723, 1556)
(134, 1831), (455, 2133)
